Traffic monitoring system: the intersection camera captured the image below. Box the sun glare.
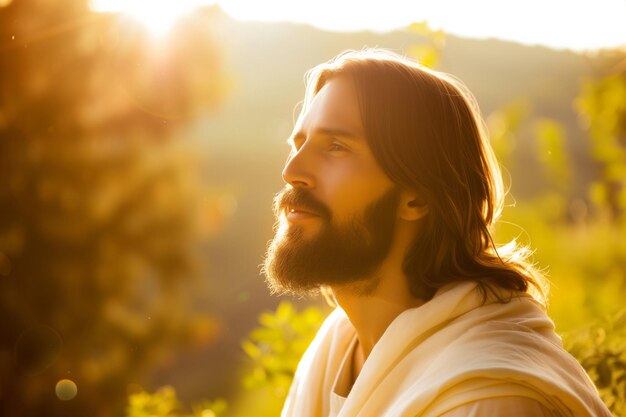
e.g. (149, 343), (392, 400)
(89, 0), (625, 51)
(90, 0), (208, 37)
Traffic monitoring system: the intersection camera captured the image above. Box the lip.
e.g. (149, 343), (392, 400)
(285, 207), (319, 222)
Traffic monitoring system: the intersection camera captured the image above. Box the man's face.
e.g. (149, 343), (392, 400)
(263, 76), (400, 296)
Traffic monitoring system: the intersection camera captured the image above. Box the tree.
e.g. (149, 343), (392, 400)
(0, 1), (229, 415)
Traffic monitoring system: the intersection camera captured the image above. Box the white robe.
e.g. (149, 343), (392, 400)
(281, 281), (612, 417)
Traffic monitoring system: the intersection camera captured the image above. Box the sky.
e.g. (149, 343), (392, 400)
(91, 0), (626, 52)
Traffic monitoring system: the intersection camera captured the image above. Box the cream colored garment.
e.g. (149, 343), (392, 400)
(333, 394), (558, 417)
(281, 281), (612, 417)
(329, 338), (557, 417)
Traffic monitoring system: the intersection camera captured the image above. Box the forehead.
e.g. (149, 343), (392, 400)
(293, 76), (365, 140)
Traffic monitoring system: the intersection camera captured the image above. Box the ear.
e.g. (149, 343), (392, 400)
(398, 190), (429, 221)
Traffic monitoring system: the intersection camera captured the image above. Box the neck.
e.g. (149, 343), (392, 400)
(332, 267), (425, 359)
(330, 222), (425, 369)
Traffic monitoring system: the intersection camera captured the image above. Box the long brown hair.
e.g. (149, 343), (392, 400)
(299, 48), (548, 305)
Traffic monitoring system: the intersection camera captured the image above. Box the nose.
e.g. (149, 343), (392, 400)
(282, 147), (315, 188)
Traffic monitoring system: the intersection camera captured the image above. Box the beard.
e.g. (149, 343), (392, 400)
(262, 186), (400, 297)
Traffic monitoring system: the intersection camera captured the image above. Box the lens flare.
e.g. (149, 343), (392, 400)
(56, 379), (78, 401)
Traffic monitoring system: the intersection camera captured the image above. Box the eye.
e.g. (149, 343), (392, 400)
(328, 142), (348, 152)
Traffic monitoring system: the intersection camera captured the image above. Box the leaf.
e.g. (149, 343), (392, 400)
(275, 301), (294, 321)
(241, 340), (262, 359)
(408, 45), (439, 69)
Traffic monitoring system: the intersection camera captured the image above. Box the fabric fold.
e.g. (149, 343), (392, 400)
(281, 281), (612, 417)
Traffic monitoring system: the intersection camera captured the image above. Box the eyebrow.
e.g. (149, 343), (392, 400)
(288, 127), (361, 144)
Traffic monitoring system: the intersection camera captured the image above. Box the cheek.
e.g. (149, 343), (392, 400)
(322, 160), (392, 215)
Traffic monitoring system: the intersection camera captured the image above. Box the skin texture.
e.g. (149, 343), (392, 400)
(263, 72), (405, 295)
(271, 76), (429, 383)
(284, 78), (394, 233)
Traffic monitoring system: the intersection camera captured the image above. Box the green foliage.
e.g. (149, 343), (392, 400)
(127, 387), (180, 417)
(124, 302), (327, 417)
(406, 21), (446, 69)
(563, 309), (626, 416)
(225, 302), (325, 417)
(487, 100), (531, 168)
(575, 73), (626, 218)
(240, 301), (327, 394)
(533, 118), (571, 191)
(127, 386), (227, 417)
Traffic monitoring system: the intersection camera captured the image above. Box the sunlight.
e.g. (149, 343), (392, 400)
(215, 0), (625, 51)
(124, 2), (190, 37)
(88, 0), (625, 51)
(90, 0), (209, 37)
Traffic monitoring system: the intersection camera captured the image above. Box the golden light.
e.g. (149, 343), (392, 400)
(90, 0), (208, 38)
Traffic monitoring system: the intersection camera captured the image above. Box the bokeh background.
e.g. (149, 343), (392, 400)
(1, 1), (624, 416)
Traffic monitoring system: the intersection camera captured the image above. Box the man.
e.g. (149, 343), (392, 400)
(262, 49), (611, 417)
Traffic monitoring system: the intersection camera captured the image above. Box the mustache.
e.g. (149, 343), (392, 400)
(273, 187), (332, 219)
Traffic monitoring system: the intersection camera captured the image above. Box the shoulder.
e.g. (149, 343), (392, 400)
(437, 396), (558, 417)
(402, 293), (610, 416)
(313, 307), (352, 344)
(292, 307), (353, 372)
(282, 307), (354, 415)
